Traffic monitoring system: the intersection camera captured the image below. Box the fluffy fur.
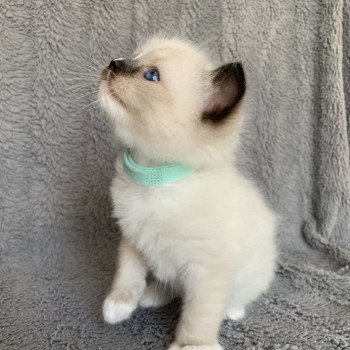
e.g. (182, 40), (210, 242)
(99, 36), (277, 350)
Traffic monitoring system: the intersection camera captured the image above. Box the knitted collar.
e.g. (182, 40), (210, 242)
(123, 150), (196, 186)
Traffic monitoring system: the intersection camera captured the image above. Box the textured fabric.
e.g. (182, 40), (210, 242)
(1, 1), (350, 349)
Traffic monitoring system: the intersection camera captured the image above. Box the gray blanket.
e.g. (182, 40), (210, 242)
(1, 1), (350, 349)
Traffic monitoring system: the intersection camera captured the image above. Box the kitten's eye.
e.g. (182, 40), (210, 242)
(143, 69), (160, 82)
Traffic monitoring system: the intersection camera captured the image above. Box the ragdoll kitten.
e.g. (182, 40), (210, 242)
(98, 36), (277, 350)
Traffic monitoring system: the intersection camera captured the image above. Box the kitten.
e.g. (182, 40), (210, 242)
(98, 36), (277, 350)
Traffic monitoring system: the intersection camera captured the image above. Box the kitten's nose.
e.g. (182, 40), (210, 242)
(108, 59), (126, 71)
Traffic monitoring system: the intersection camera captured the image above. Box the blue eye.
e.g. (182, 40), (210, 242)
(143, 69), (160, 82)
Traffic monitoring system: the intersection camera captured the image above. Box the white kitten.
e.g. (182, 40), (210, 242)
(98, 36), (277, 350)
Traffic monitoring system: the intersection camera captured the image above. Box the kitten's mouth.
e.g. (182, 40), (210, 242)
(100, 70), (127, 109)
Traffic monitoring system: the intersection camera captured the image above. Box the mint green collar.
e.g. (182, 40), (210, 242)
(123, 150), (196, 186)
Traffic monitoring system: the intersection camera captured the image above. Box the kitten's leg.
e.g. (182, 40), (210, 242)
(225, 249), (275, 321)
(168, 267), (229, 350)
(140, 277), (177, 308)
(103, 238), (147, 324)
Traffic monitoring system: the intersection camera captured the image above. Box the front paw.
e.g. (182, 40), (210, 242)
(102, 295), (136, 324)
(168, 342), (223, 350)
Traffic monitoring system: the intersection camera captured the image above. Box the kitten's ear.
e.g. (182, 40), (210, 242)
(202, 62), (246, 124)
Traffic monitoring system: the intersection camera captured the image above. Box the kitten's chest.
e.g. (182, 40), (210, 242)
(111, 177), (184, 281)
(112, 177), (177, 233)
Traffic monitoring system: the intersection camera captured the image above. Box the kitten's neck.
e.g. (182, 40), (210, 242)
(131, 149), (167, 167)
(128, 147), (236, 171)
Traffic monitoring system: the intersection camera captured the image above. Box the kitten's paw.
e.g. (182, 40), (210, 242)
(225, 306), (245, 321)
(167, 344), (223, 350)
(102, 296), (136, 324)
(139, 284), (172, 308)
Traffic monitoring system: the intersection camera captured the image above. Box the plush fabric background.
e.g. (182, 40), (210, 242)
(1, 1), (350, 349)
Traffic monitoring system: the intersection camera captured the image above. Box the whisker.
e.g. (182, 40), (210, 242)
(110, 70), (118, 79)
(84, 99), (100, 109)
(63, 77), (98, 85)
(75, 90), (100, 99)
(67, 45), (101, 70)
(63, 71), (100, 78)
(65, 39), (109, 74)
(63, 79), (100, 87)
(66, 83), (95, 91)
(63, 79), (98, 86)
(80, 56), (101, 71)
(85, 103), (100, 113)
(109, 91), (121, 99)
(95, 41), (109, 67)
(63, 64), (100, 74)
(64, 77), (95, 81)
(80, 42), (105, 69)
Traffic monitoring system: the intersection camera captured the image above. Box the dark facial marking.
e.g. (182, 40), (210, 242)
(107, 58), (139, 75)
(202, 62), (246, 124)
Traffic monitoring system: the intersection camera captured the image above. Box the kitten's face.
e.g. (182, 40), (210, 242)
(99, 37), (245, 165)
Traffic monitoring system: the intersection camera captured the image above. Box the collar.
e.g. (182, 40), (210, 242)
(123, 150), (196, 186)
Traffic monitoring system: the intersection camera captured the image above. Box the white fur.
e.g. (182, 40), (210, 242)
(168, 343), (223, 350)
(111, 157), (276, 307)
(225, 306), (245, 321)
(139, 280), (174, 308)
(103, 298), (135, 324)
(99, 37), (277, 350)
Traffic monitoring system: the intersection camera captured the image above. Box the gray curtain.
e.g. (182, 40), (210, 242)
(1, 1), (349, 349)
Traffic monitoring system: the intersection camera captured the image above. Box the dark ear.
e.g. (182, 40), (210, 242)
(202, 62), (246, 124)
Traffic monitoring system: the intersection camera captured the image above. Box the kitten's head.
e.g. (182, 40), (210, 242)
(99, 36), (245, 166)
